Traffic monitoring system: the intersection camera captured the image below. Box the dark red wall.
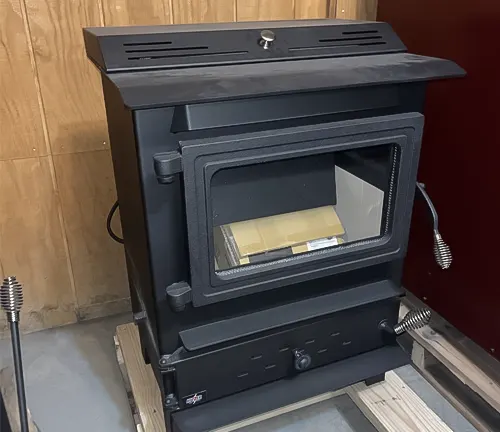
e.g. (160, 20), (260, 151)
(378, 0), (500, 359)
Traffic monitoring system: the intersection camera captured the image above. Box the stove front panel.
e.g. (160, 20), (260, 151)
(181, 113), (423, 306)
(171, 297), (399, 408)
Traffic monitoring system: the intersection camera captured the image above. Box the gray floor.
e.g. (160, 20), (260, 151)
(0, 314), (476, 432)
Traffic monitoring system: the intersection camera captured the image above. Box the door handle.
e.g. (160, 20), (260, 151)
(416, 182), (452, 269)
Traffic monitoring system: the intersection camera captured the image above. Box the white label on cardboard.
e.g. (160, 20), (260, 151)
(307, 237), (338, 251)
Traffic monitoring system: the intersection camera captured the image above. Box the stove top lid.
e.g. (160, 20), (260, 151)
(84, 20), (407, 73)
(84, 20), (465, 108)
(104, 52), (465, 109)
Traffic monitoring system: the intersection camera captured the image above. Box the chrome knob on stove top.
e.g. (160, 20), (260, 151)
(259, 30), (275, 50)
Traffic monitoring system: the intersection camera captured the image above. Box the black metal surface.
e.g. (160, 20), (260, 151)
(85, 20), (464, 428)
(166, 282), (192, 312)
(210, 153), (336, 226)
(122, 83), (425, 353)
(108, 53), (464, 109)
(171, 86), (399, 132)
(171, 297), (400, 405)
(180, 113), (423, 306)
(171, 345), (409, 432)
(335, 148), (391, 191)
(364, 372), (386, 386)
(102, 83), (429, 401)
(84, 21), (405, 73)
(172, 84), (422, 138)
(416, 182), (439, 231)
(101, 78), (165, 394)
(293, 349), (312, 371)
(153, 151), (182, 184)
(10, 323), (28, 432)
(179, 280), (399, 351)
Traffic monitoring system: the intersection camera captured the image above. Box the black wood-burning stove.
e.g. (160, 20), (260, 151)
(84, 20), (463, 431)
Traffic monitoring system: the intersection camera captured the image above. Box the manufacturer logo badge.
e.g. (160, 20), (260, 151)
(183, 390), (207, 406)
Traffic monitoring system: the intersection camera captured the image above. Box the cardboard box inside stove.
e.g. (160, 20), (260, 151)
(214, 206), (345, 269)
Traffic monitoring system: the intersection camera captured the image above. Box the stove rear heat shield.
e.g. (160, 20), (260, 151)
(84, 20), (464, 431)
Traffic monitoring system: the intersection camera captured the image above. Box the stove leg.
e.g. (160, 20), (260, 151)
(364, 373), (385, 387)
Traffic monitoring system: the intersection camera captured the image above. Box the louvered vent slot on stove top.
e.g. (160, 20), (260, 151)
(289, 30), (387, 52)
(123, 40), (248, 61)
(123, 40), (173, 46)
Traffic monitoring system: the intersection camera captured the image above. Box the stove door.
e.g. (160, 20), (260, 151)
(180, 113), (423, 306)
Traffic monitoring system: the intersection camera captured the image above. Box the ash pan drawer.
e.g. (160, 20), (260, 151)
(173, 297), (399, 407)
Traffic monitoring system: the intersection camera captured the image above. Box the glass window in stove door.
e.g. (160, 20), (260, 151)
(211, 144), (398, 272)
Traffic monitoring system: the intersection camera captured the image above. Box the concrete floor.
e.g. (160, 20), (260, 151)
(0, 314), (476, 432)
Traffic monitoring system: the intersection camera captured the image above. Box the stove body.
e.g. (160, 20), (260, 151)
(84, 20), (463, 431)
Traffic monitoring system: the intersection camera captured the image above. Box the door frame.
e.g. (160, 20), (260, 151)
(180, 113), (424, 306)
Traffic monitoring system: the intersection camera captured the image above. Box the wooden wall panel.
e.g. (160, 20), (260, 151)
(52, 150), (128, 317)
(336, 0), (378, 20)
(172, 0), (235, 24)
(103, 0), (172, 26)
(0, 157), (76, 333)
(0, 0), (47, 161)
(295, 0), (329, 19)
(329, 0), (338, 18)
(25, 0), (108, 154)
(237, 0), (295, 21)
(0, 0), (376, 336)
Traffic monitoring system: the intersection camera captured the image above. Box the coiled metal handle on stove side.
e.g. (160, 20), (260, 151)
(393, 308), (432, 335)
(433, 232), (452, 270)
(379, 307), (432, 336)
(416, 183), (453, 270)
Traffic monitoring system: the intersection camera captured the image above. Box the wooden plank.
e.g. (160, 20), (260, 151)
(237, 0), (294, 21)
(400, 304), (500, 416)
(25, 0), (108, 154)
(0, 157), (76, 333)
(328, 0), (338, 18)
(0, 0), (47, 160)
(172, 0), (235, 24)
(335, 0), (378, 20)
(295, 0), (329, 19)
(78, 297), (131, 321)
(103, 0), (172, 26)
(411, 340), (438, 371)
(346, 370), (452, 432)
(116, 324), (165, 432)
(410, 342), (500, 432)
(114, 335), (144, 431)
(52, 150), (129, 312)
(402, 297), (500, 432)
(0, 367), (39, 432)
(411, 296), (500, 388)
(213, 389), (346, 432)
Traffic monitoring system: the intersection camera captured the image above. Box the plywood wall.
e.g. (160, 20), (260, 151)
(336, 0), (378, 20)
(0, 0), (377, 334)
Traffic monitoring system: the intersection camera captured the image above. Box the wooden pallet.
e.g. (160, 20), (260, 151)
(115, 322), (457, 432)
(401, 296), (500, 432)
